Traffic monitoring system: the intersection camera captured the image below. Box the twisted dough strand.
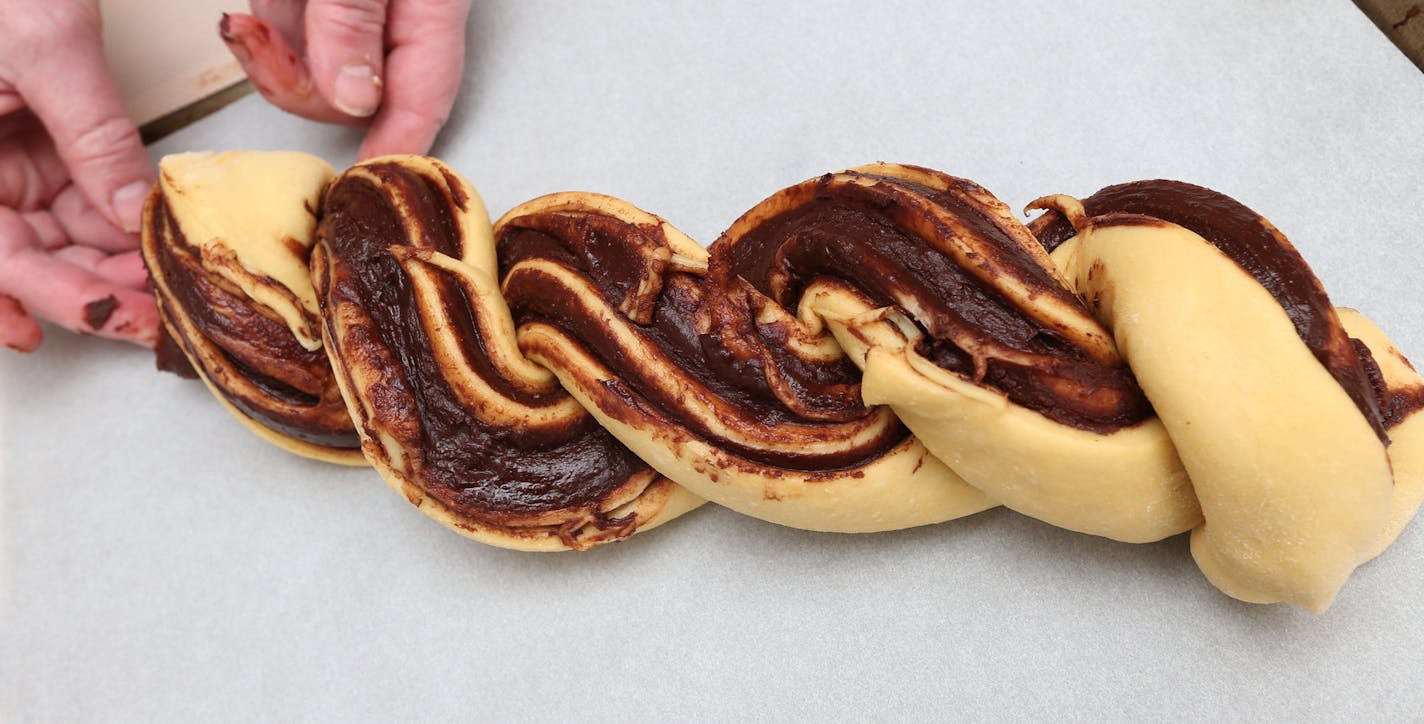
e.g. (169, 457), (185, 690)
(311, 157), (702, 550)
(143, 153), (1424, 611)
(141, 152), (363, 464)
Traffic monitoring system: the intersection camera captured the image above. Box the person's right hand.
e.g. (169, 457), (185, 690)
(0, 1), (160, 352)
(221, 0), (473, 160)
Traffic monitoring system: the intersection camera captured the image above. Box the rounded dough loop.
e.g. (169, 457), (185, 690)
(313, 157), (702, 552)
(777, 165), (1201, 545)
(801, 279), (1200, 544)
(1056, 219), (1392, 612)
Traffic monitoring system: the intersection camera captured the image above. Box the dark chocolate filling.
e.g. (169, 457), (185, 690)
(498, 218), (906, 471)
(83, 295), (118, 331)
(710, 170), (1150, 433)
(154, 324), (198, 379)
(318, 163), (650, 517)
(146, 196), (359, 449)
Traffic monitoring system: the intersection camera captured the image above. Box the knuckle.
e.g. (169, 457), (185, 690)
(388, 0), (469, 41)
(314, 0), (388, 39)
(0, 152), (53, 213)
(67, 115), (141, 169)
(1, 2), (100, 75)
(0, 164), (33, 210)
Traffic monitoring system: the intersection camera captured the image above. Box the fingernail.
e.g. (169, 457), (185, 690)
(334, 65), (382, 117)
(112, 181), (152, 233)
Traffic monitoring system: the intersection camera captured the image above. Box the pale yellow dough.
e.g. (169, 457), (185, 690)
(158, 151), (334, 350)
(147, 150), (364, 465)
(1058, 222), (1392, 613)
(800, 280), (1200, 544)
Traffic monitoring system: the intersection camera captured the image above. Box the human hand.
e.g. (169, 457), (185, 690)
(221, 0), (474, 160)
(0, 1), (160, 352)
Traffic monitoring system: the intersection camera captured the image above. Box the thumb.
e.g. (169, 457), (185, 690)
(304, 0), (389, 119)
(16, 4), (153, 232)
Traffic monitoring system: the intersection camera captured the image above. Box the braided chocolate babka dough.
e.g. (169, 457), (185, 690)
(489, 163), (1423, 610)
(140, 151), (363, 464)
(484, 163), (1196, 543)
(142, 151), (1424, 610)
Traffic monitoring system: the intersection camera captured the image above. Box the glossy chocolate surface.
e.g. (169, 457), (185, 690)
(318, 163), (650, 518)
(716, 170), (1150, 432)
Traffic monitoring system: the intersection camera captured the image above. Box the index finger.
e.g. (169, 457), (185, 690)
(12, 5), (154, 231)
(356, 0), (471, 159)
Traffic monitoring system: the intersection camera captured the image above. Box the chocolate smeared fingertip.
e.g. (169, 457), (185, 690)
(83, 295), (118, 331)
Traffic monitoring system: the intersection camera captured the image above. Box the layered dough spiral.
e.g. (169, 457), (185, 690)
(142, 153), (1424, 611)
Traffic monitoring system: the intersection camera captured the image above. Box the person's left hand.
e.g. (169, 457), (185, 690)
(0, 1), (160, 353)
(221, 0), (474, 160)
(0, 114), (157, 352)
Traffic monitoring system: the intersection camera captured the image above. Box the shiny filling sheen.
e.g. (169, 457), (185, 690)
(319, 165), (652, 517)
(146, 196), (359, 449)
(1030, 180), (1389, 439)
(721, 171), (1151, 433)
(498, 212), (908, 472)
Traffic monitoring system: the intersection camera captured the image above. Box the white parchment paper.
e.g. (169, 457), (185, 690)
(5, 1), (1423, 720)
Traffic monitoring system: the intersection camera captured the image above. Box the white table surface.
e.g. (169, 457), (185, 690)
(5, 1), (1424, 720)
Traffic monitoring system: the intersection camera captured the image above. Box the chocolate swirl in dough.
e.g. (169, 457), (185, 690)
(146, 153), (1424, 612)
(310, 157), (701, 550)
(494, 189), (993, 532)
(517, 164), (1195, 544)
(140, 151), (363, 464)
(1030, 181), (1388, 439)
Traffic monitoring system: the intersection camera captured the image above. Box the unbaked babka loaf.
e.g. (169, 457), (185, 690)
(140, 153), (1424, 612)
